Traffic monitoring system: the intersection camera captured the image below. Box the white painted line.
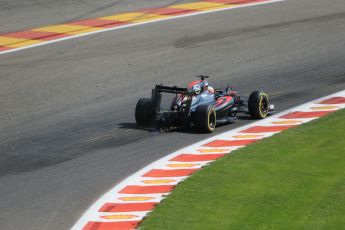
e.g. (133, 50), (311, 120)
(71, 90), (345, 229)
(0, 0), (285, 56)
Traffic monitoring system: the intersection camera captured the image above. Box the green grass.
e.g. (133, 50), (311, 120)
(140, 109), (345, 230)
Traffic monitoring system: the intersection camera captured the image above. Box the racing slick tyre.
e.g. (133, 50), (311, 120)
(194, 104), (216, 133)
(248, 91), (269, 119)
(135, 98), (153, 125)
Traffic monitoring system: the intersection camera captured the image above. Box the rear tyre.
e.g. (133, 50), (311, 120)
(135, 98), (153, 125)
(248, 91), (269, 119)
(194, 104), (216, 133)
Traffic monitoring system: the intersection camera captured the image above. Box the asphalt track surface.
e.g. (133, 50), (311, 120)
(1, 0), (345, 229)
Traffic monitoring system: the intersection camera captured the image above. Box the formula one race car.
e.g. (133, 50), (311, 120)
(135, 75), (274, 133)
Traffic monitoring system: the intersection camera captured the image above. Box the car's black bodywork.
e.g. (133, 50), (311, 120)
(135, 76), (273, 132)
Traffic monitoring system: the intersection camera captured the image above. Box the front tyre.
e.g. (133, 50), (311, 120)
(248, 91), (269, 119)
(194, 104), (216, 133)
(135, 98), (153, 125)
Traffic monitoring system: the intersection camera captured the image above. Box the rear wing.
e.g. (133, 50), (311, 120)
(151, 85), (193, 114)
(153, 85), (190, 95)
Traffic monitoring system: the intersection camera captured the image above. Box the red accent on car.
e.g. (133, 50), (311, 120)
(215, 96), (233, 108)
(188, 80), (202, 89)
